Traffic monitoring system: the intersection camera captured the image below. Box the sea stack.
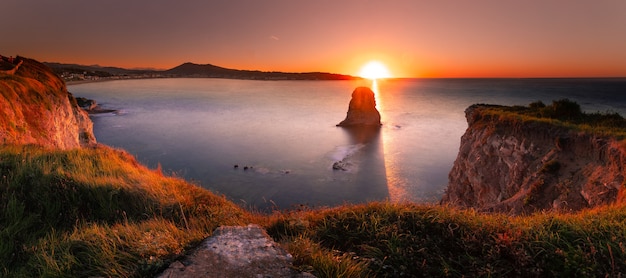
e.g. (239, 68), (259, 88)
(337, 87), (381, 127)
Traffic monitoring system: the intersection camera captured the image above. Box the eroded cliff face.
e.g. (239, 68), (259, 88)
(0, 57), (95, 149)
(442, 104), (626, 215)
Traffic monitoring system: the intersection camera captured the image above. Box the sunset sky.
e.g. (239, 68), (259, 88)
(2, 0), (626, 78)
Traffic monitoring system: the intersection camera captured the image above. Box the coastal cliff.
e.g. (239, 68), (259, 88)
(0, 57), (95, 149)
(442, 101), (626, 214)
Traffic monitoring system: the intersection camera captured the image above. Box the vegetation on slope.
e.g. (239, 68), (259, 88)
(266, 202), (626, 277)
(5, 142), (626, 278)
(476, 99), (626, 138)
(0, 144), (250, 277)
(2, 132), (626, 277)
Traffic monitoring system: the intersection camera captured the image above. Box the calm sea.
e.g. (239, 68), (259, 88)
(69, 78), (626, 211)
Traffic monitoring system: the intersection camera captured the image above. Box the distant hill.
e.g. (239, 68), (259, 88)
(164, 62), (359, 80)
(45, 61), (360, 81)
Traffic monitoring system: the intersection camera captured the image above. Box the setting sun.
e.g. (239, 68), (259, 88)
(358, 61), (392, 79)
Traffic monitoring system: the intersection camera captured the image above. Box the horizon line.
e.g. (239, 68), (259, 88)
(42, 59), (626, 80)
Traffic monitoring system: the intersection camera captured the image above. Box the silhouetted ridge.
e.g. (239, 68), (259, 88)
(46, 61), (360, 81)
(163, 62), (359, 80)
(165, 62), (232, 76)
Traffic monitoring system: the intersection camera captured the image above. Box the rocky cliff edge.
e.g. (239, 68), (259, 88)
(442, 101), (626, 215)
(0, 57), (95, 149)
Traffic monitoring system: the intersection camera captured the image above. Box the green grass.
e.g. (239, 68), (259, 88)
(476, 99), (626, 139)
(0, 144), (250, 277)
(3, 144), (626, 277)
(265, 202), (626, 277)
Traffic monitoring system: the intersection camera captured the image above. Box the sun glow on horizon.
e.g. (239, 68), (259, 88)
(358, 61), (392, 80)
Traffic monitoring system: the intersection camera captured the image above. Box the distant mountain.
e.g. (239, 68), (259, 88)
(45, 61), (360, 81)
(164, 62), (359, 80)
(163, 62), (232, 76)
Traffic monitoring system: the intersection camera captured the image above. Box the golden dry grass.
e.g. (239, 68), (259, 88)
(0, 144), (251, 277)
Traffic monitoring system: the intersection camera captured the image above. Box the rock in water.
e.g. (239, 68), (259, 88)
(337, 87), (381, 127)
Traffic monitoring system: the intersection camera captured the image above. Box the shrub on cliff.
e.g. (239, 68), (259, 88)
(535, 99), (626, 130)
(524, 99), (583, 122)
(528, 100), (547, 109)
(545, 99), (583, 121)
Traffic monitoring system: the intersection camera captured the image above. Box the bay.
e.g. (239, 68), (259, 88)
(69, 78), (626, 210)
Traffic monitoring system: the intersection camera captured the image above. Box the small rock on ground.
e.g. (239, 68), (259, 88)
(157, 224), (315, 278)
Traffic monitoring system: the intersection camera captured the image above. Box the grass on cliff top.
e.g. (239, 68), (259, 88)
(0, 144), (251, 277)
(265, 202), (626, 277)
(4, 143), (626, 277)
(478, 99), (626, 138)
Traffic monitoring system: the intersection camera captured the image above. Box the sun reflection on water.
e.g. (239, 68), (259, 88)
(370, 79), (408, 202)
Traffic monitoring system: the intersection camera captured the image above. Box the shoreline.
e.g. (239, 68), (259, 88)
(66, 76), (162, 86)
